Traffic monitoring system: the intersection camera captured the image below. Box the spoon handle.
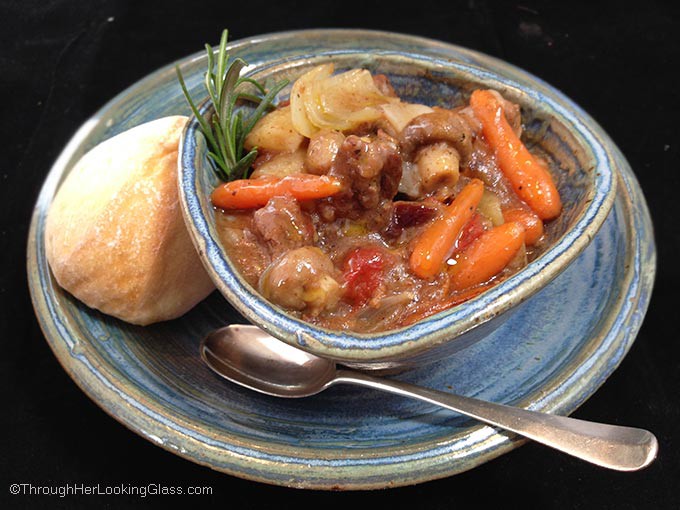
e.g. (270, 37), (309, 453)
(333, 370), (657, 471)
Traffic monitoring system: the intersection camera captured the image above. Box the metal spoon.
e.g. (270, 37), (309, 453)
(201, 325), (658, 471)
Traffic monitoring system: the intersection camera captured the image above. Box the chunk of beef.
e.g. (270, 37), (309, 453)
(317, 131), (402, 226)
(305, 129), (345, 175)
(253, 195), (314, 257)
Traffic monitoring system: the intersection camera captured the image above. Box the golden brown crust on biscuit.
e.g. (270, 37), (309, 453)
(45, 116), (215, 325)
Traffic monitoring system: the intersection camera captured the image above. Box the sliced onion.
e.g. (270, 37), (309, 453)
(290, 64), (397, 137)
(380, 102), (433, 133)
(290, 64), (332, 138)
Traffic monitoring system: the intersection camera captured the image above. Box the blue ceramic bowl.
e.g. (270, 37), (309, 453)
(178, 30), (617, 371)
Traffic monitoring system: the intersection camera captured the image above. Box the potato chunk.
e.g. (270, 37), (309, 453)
(244, 106), (304, 153)
(250, 149), (306, 179)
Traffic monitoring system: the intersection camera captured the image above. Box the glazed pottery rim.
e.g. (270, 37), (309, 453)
(178, 28), (617, 362)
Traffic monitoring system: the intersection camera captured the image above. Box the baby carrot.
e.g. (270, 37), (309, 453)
(470, 89), (562, 220)
(409, 179), (485, 279)
(449, 221), (526, 291)
(211, 174), (343, 209)
(503, 207), (544, 245)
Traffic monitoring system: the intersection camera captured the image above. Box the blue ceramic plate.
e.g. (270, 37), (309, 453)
(27, 30), (655, 489)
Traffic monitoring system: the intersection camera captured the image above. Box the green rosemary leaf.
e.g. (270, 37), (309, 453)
(212, 118), (233, 166)
(234, 148), (259, 179)
(177, 29), (288, 182)
(207, 151), (229, 180)
(204, 44), (218, 106)
(236, 77), (268, 95)
(216, 30), (229, 89)
(235, 92), (266, 105)
(220, 57), (246, 128)
(176, 66), (215, 148)
(239, 79), (288, 148)
(231, 110), (243, 141)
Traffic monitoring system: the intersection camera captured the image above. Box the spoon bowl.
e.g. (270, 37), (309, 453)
(201, 324), (658, 472)
(202, 325), (335, 397)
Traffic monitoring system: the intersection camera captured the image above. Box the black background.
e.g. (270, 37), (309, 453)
(2, 0), (679, 508)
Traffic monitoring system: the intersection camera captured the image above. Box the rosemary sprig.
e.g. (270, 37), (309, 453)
(176, 29), (288, 181)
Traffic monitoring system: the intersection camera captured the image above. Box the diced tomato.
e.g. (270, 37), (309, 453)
(453, 213), (486, 254)
(342, 247), (389, 305)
